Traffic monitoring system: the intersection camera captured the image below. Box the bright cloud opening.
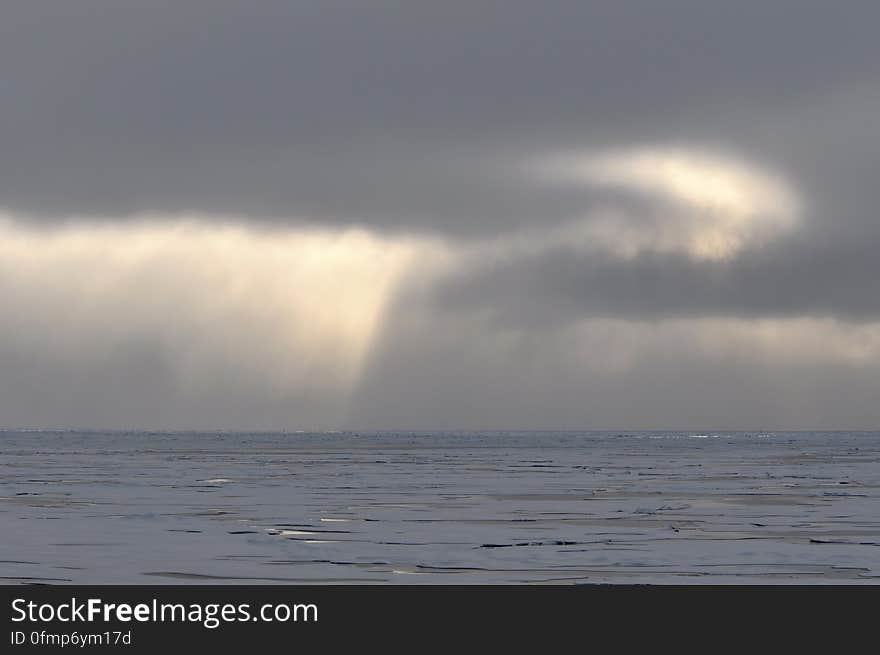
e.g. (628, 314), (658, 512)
(0, 214), (432, 400)
(534, 145), (802, 260)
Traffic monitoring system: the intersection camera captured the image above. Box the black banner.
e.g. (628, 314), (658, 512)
(1, 585), (875, 650)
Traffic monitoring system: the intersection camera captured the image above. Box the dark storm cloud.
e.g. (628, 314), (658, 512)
(2, 0), (879, 234)
(435, 234), (880, 325)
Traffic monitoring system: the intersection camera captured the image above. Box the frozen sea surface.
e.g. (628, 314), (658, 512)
(1, 430), (878, 584)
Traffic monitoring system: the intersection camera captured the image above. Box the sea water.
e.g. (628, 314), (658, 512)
(1, 430), (878, 583)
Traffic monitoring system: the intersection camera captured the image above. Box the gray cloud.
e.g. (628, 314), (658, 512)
(2, 2), (880, 429)
(435, 234), (880, 325)
(345, 301), (880, 431)
(2, 1), (879, 234)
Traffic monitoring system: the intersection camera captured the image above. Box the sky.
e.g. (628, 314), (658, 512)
(2, 1), (879, 430)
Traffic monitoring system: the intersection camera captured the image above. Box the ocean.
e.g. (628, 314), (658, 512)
(1, 430), (878, 584)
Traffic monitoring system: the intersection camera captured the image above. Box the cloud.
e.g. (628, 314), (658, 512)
(531, 145), (800, 260)
(0, 214), (440, 428)
(437, 235), (880, 325)
(432, 144), (874, 325)
(1, 3), (879, 429)
(346, 306), (880, 431)
(1, 1), (878, 232)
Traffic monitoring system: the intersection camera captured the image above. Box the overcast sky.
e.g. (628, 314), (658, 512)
(2, 1), (879, 430)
